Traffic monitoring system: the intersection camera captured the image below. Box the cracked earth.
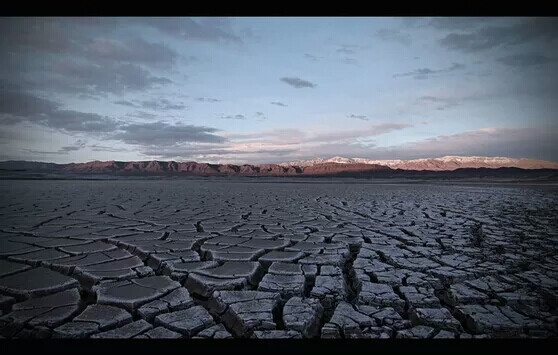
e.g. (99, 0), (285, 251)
(0, 180), (557, 339)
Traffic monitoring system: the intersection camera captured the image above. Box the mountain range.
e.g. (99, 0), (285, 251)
(279, 156), (558, 171)
(1, 156), (558, 180)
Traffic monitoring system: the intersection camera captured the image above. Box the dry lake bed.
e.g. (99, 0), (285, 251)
(0, 179), (557, 339)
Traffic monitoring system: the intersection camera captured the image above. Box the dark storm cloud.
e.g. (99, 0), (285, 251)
(0, 89), (120, 133)
(84, 38), (178, 67)
(43, 60), (172, 96)
(221, 114), (246, 120)
(0, 90), (60, 117)
(393, 63), (465, 79)
(0, 18), (76, 53)
(439, 18), (558, 53)
(195, 97), (222, 103)
(497, 53), (557, 68)
(44, 111), (119, 132)
(347, 114), (368, 121)
(375, 29), (412, 45)
(280, 77), (317, 89)
(138, 17), (241, 43)
(270, 101), (287, 107)
(0, 18), (177, 100)
(113, 121), (226, 145)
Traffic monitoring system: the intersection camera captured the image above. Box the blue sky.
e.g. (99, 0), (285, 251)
(1, 17), (557, 163)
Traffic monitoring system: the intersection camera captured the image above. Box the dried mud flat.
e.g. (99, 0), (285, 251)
(0, 179), (557, 339)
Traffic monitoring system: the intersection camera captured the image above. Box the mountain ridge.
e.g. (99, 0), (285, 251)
(279, 155), (558, 171)
(1, 156), (558, 180)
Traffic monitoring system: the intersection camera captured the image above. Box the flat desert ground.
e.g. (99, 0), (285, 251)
(0, 179), (557, 339)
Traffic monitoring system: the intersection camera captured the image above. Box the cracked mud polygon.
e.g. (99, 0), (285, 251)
(1, 180), (557, 339)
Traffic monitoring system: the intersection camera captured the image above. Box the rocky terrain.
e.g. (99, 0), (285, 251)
(0, 180), (557, 339)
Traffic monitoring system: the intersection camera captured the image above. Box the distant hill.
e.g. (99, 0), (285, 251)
(280, 155), (558, 171)
(1, 159), (558, 181)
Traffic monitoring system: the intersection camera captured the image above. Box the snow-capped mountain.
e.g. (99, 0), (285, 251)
(280, 156), (558, 171)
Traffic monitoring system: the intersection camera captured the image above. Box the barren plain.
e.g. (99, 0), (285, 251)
(0, 179), (557, 339)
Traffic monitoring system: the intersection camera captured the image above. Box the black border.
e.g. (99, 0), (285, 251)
(1, 2), (558, 16)
(2, 338), (558, 354)
(1, 6), (558, 355)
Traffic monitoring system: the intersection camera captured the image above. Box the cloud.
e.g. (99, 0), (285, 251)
(270, 101), (287, 107)
(418, 96), (460, 111)
(439, 18), (558, 53)
(138, 17), (241, 43)
(21, 139), (90, 156)
(227, 128), (307, 144)
(393, 63), (465, 79)
(428, 17), (494, 30)
(307, 123), (412, 143)
(304, 53), (320, 62)
(114, 98), (187, 110)
(42, 60), (172, 96)
(254, 112), (267, 121)
(42, 110), (120, 132)
(336, 44), (363, 55)
(0, 90), (119, 132)
(228, 123), (411, 147)
(59, 139), (87, 152)
(0, 18), (77, 54)
(90, 144), (128, 153)
(125, 111), (158, 120)
(497, 53), (557, 68)
(84, 37), (178, 67)
(195, 97), (222, 103)
(0, 90), (60, 117)
(22, 149), (66, 156)
(280, 77), (317, 89)
(140, 145), (297, 160)
(336, 47), (355, 55)
(113, 121), (226, 145)
(375, 29), (412, 45)
(347, 114), (368, 121)
(221, 114), (246, 120)
(0, 18), (177, 99)
(266, 126), (558, 163)
(128, 124), (557, 164)
(375, 126), (558, 161)
(113, 100), (136, 107)
(343, 57), (359, 66)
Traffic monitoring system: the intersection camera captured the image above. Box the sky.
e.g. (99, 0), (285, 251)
(0, 17), (557, 164)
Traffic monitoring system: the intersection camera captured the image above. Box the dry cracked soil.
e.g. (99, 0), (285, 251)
(0, 179), (557, 339)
